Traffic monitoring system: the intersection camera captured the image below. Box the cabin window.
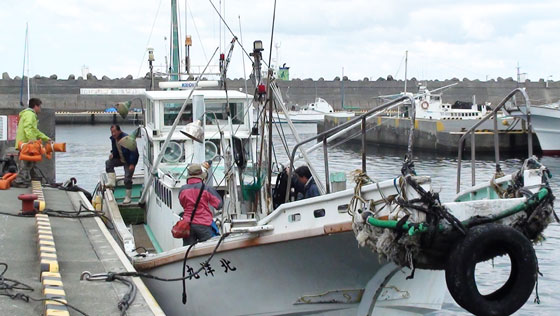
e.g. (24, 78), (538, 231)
(163, 101), (193, 126)
(205, 102), (244, 125)
(313, 209), (326, 218)
(288, 213), (301, 222)
(146, 99), (154, 125)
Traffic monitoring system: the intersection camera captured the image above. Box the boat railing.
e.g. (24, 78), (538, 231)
(456, 88), (533, 193)
(285, 95), (417, 202)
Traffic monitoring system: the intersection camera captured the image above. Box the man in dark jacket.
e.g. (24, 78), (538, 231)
(294, 165), (320, 199)
(105, 125), (139, 203)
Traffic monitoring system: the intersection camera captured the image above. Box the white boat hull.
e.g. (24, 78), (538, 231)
(529, 105), (560, 154)
(276, 112), (355, 124)
(137, 231), (445, 316)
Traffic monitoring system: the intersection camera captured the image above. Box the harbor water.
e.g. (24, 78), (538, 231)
(56, 124), (560, 316)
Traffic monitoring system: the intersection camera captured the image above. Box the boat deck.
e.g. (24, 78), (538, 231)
(0, 185), (163, 315)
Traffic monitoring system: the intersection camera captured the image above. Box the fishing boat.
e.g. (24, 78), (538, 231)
(98, 77), (556, 316)
(93, 3), (556, 316)
(380, 52), (514, 128)
(275, 97), (354, 123)
(94, 3), (448, 311)
(509, 102), (560, 155)
(97, 34), (447, 314)
(412, 84), (492, 120)
(99, 90), (449, 316)
(381, 83), (515, 125)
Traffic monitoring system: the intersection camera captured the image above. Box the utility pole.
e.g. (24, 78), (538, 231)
(516, 62), (520, 88)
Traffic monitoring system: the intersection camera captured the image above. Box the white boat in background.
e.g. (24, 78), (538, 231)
(413, 85), (492, 120)
(511, 102), (560, 155)
(276, 97), (354, 123)
(378, 83), (517, 131)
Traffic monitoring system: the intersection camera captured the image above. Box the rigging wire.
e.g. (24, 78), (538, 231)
(394, 53), (405, 79)
(177, 0), (184, 70)
(267, 0), (277, 68)
(272, 104), (290, 158)
(207, 0), (255, 65)
(187, 3), (208, 60)
(137, 0), (164, 78)
(238, 15), (249, 103)
(186, 1), (208, 61)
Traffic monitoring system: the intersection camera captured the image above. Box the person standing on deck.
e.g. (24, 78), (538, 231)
(178, 163), (223, 246)
(105, 125), (139, 203)
(294, 165), (320, 199)
(13, 98), (51, 187)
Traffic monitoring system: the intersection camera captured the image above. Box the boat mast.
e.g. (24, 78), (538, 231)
(404, 50), (408, 93)
(341, 67), (344, 109)
(184, 0), (191, 75)
(26, 26), (30, 105)
(19, 23), (29, 107)
(170, 0), (180, 80)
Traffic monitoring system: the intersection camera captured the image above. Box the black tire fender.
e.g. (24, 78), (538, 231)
(445, 223), (537, 316)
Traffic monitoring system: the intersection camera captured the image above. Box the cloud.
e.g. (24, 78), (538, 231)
(1, 0), (558, 81)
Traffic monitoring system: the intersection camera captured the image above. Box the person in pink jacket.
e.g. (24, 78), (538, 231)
(178, 163), (223, 246)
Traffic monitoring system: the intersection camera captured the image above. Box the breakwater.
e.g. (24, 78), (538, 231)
(1, 73), (559, 111)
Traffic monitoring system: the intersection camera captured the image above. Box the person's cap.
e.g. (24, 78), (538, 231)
(187, 163), (207, 180)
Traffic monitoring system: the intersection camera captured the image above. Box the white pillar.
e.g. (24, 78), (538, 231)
(192, 94), (206, 163)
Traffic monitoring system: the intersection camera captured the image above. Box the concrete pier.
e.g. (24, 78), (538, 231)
(318, 115), (540, 154)
(55, 111), (144, 125)
(0, 186), (164, 315)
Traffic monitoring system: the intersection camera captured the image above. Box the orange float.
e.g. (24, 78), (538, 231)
(18, 140), (66, 162)
(0, 172), (18, 190)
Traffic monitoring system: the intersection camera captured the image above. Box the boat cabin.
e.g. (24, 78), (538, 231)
(142, 89), (255, 186)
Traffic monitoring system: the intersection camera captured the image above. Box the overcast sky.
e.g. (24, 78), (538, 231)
(1, 0), (558, 81)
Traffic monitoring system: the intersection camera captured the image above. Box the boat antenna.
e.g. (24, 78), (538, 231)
(136, 0), (163, 78)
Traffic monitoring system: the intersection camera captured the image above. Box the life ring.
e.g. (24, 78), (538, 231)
(445, 223), (537, 316)
(420, 101), (429, 110)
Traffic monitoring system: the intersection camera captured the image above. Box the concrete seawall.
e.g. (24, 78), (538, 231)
(1, 75), (560, 112)
(55, 111), (144, 125)
(318, 115), (540, 154)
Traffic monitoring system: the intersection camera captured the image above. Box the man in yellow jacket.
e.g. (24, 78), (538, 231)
(13, 98), (51, 187)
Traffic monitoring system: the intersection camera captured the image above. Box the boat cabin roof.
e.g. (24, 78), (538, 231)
(145, 89), (252, 101)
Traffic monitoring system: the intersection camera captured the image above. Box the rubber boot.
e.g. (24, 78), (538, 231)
(106, 173), (116, 189)
(123, 189), (132, 204)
